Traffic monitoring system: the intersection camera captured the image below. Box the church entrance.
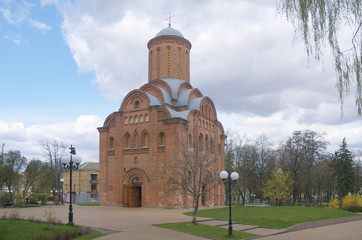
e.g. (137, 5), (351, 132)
(123, 185), (142, 207)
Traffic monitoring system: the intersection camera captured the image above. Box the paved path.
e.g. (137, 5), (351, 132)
(1, 205), (361, 239)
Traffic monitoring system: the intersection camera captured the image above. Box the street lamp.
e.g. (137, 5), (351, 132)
(60, 178), (64, 204)
(61, 145), (81, 226)
(219, 170), (239, 237)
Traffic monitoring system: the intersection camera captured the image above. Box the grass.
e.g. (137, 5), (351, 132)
(154, 222), (258, 240)
(74, 203), (100, 206)
(184, 206), (359, 229)
(0, 219), (105, 240)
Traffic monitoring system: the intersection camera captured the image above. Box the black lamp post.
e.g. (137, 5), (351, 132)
(61, 145), (81, 226)
(219, 170), (239, 237)
(60, 178), (64, 204)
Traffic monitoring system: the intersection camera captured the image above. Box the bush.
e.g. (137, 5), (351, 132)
(328, 197), (339, 209)
(28, 195), (39, 205)
(341, 193), (362, 212)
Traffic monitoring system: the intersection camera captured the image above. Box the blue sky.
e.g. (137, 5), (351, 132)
(1, 0), (361, 162)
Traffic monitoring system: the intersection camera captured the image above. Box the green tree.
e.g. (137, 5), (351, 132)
(278, 0), (361, 115)
(22, 160), (54, 197)
(264, 168), (294, 206)
(333, 138), (356, 199)
(0, 150), (27, 195)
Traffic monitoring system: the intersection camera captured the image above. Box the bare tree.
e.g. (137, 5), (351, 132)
(255, 135), (274, 202)
(41, 139), (66, 197)
(163, 132), (221, 224)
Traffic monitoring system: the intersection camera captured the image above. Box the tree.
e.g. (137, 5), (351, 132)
(22, 160), (54, 197)
(254, 135), (274, 202)
(163, 132), (221, 224)
(264, 168), (294, 206)
(333, 138), (356, 199)
(278, 0), (362, 115)
(0, 150), (27, 195)
(41, 139), (67, 197)
(279, 130), (328, 206)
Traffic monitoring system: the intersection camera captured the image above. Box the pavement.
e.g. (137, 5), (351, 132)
(0, 205), (361, 239)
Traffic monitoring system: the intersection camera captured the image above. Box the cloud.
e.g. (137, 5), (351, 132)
(0, 115), (103, 162)
(30, 19), (51, 32)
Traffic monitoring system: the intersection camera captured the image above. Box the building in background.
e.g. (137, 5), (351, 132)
(98, 25), (225, 208)
(61, 162), (99, 203)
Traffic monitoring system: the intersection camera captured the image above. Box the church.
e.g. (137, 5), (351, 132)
(98, 24), (225, 208)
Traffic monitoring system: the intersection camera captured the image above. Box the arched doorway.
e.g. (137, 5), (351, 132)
(123, 168), (149, 208)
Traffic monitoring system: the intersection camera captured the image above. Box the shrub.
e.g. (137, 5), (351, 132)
(43, 208), (60, 225)
(328, 197), (339, 209)
(342, 193), (362, 212)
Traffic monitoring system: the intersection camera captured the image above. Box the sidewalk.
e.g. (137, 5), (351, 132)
(0, 205), (361, 239)
(198, 216), (362, 239)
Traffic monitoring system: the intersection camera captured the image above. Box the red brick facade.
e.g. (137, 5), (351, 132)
(98, 26), (225, 208)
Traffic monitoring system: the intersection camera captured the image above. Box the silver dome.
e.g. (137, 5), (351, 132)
(155, 26), (184, 38)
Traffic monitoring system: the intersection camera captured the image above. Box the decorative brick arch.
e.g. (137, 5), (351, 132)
(123, 168), (151, 184)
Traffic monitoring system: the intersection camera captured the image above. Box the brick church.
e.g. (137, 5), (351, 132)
(98, 24), (225, 208)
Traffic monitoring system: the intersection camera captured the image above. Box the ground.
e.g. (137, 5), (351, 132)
(0, 205), (361, 240)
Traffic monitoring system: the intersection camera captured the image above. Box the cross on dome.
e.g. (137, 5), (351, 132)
(166, 12), (174, 27)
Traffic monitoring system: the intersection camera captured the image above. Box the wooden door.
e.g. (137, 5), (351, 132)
(123, 185), (130, 207)
(129, 186), (137, 207)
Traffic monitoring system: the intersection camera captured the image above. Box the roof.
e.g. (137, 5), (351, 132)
(155, 26), (184, 38)
(79, 162), (99, 171)
(142, 78), (208, 121)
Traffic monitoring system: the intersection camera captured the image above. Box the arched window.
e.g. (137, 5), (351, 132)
(205, 135), (209, 151)
(199, 134), (203, 151)
(109, 137), (114, 150)
(124, 117), (128, 125)
(210, 138), (215, 153)
(145, 114), (149, 122)
(177, 47), (181, 77)
(159, 132), (165, 146)
(134, 101), (140, 110)
(124, 133), (131, 148)
(141, 131), (149, 147)
(157, 47), (161, 78)
(167, 46), (171, 77)
(134, 115), (138, 123)
(132, 130), (138, 148)
(139, 115), (143, 123)
(129, 116), (133, 124)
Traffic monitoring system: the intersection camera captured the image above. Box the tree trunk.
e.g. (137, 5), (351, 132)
(192, 198), (199, 224)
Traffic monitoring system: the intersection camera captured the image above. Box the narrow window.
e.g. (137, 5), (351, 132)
(145, 114), (149, 122)
(167, 46), (171, 77)
(159, 132), (165, 146)
(135, 101), (140, 109)
(157, 47), (161, 78)
(124, 117), (128, 125)
(109, 137), (114, 150)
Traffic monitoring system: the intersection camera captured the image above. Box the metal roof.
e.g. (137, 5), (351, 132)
(155, 26), (184, 38)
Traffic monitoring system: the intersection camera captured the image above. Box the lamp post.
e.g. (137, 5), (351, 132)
(61, 145), (81, 226)
(60, 178), (64, 204)
(219, 170), (239, 237)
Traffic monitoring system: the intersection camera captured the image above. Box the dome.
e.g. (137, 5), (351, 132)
(155, 26), (184, 38)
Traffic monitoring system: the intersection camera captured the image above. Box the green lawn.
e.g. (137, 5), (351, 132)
(0, 219), (105, 240)
(154, 222), (258, 240)
(74, 203), (100, 206)
(184, 206), (358, 229)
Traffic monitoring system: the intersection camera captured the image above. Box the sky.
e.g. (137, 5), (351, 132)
(1, 0), (361, 163)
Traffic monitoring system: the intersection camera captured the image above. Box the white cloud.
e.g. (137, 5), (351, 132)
(0, 115), (103, 162)
(30, 19), (51, 32)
